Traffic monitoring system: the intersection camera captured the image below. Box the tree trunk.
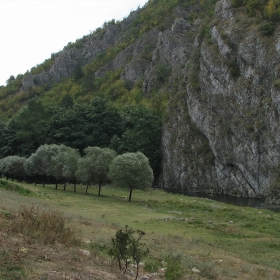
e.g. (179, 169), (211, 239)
(98, 183), (101, 196)
(55, 181), (58, 190)
(128, 189), (132, 202)
(64, 181), (66, 191)
(74, 183), (76, 193)
(135, 264), (139, 280)
(42, 176), (45, 187)
(86, 185), (89, 194)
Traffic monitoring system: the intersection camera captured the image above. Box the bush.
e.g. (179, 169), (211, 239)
(9, 205), (77, 245)
(108, 225), (149, 279)
(144, 257), (160, 272)
(259, 21), (275, 35)
(0, 179), (33, 196)
(165, 253), (184, 280)
(157, 63), (171, 84)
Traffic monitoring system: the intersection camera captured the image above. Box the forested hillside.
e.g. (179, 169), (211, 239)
(1, 0), (280, 203)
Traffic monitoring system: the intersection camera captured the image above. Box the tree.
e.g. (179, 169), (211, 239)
(6, 75), (15, 84)
(24, 144), (60, 186)
(0, 98), (56, 158)
(47, 97), (123, 152)
(76, 156), (93, 194)
(110, 105), (162, 179)
(50, 145), (80, 191)
(61, 146), (81, 192)
(108, 152), (154, 202)
(83, 147), (116, 196)
(73, 64), (84, 81)
(108, 225), (149, 280)
(0, 156), (26, 180)
(60, 93), (74, 109)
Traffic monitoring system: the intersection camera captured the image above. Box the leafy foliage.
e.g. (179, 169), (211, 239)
(0, 156), (26, 180)
(165, 253), (184, 280)
(0, 179), (33, 196)
(108, 152), (154, 202)
(110, 105), (162, 178)
(51, 145), (81, 190)
(76, 147), (116, 195)
(0, 98), (56, 157)
(24, 144), (61, 186)
(108, 225), (149, 279)
(47, 97), (123, 151)
(0, 98), (161, 178)
(233, 0), (280, 26)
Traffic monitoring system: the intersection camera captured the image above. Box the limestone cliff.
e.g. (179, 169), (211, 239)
(158, 0), (280, 203)
(16, 0), (280, 203)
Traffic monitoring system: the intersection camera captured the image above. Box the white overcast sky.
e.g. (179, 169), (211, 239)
(0, 0), (148, 86)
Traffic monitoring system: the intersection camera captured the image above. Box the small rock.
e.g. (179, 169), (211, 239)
(78, 249), (91, 257)
(140, 275), (152, 280)
(229, 221), (233, 224)
(192, 267), (201, 273)
(126, 268), (134, 276)
(19, 247), (29, 253)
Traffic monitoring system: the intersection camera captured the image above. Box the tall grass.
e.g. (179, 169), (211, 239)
(9, 204), (79, 245)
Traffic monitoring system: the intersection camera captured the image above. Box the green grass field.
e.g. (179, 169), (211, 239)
(1, 179), (280, 279)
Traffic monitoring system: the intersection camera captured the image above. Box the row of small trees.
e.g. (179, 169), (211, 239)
(0, 144), (154, 202)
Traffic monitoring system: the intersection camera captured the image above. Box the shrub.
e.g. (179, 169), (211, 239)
(108, 225), (149, 279)
(259, 21), (275, 35)
(0, 179), (33, 196)
(165, 253), (184, 280)
(157, 63), (171, 84)
(9, 204), (77, 245)
(0, 249), (26, 279)
(144, 257), (160, 272)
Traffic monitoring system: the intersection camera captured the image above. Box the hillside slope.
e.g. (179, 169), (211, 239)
(1, 0), (280, 203)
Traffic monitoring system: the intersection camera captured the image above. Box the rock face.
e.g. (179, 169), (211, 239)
(22, 10), (143, 88)
(19, 0), (280, 203)
(159, 0), (280, 203)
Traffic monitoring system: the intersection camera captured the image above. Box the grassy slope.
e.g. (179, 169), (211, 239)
(1, 181), (280, 279)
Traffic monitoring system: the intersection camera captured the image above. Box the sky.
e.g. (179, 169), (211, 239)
(0, 0), (149, 86)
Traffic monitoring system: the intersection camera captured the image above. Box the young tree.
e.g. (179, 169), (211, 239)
(108, 152), (154, 202)
(76, 147), (116, 195)
(24, 144), (60, 186)
(108, 225), (149, 280)
(83, 147), (116, 196)
(76, 156), (93, 194)
(51, 145), (81, 191)
(62, 146), (81, 192)
(0, 156), (26, 180)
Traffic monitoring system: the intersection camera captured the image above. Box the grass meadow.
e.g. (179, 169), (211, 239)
(1, 179), (280, 279)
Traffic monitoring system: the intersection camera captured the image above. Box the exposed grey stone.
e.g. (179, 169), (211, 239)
(22, 74), (35, 90)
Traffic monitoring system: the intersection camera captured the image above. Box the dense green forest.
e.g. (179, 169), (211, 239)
(0, 96), (161, 178)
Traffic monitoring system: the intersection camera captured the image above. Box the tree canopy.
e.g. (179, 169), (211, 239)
(24, 144), (61, 186)
(108, 152), (154, 202)
(0, 98), (162, 180)
(84, 147), (116, 196)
